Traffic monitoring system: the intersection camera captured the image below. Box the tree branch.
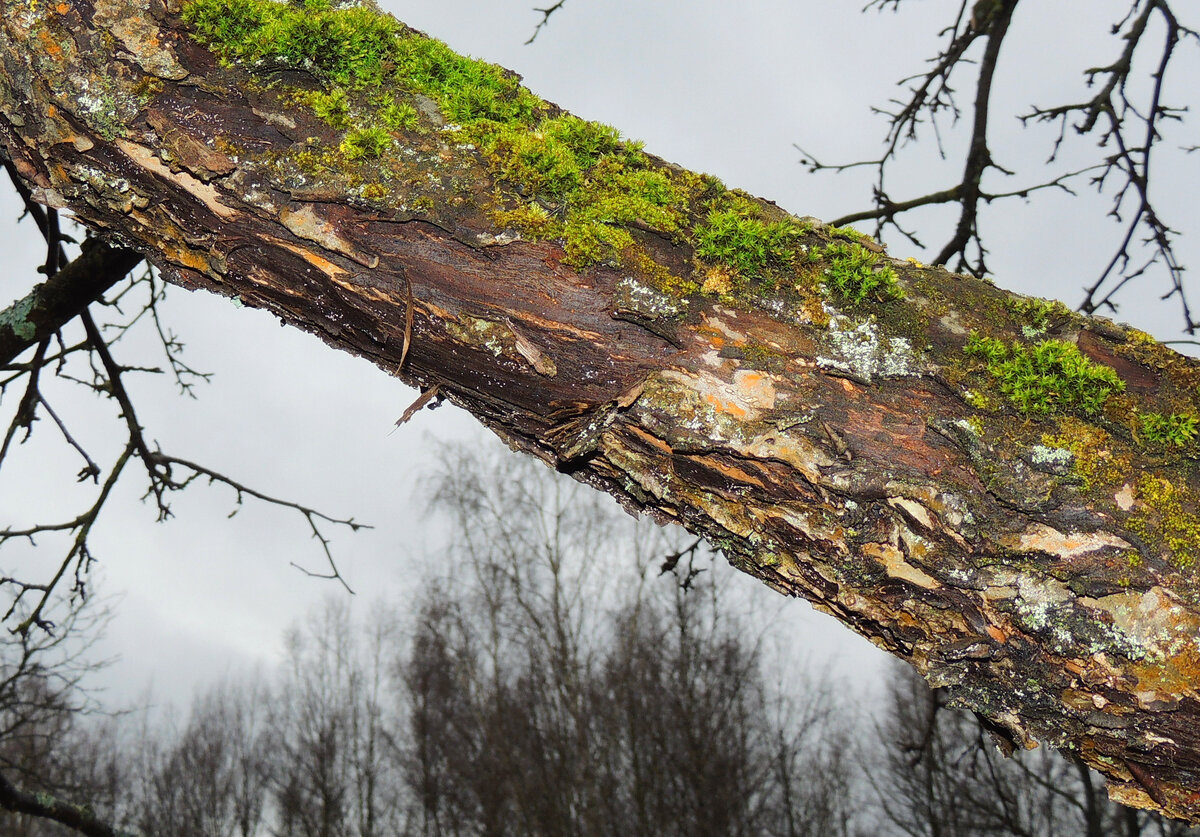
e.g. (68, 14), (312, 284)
(4, 0), (1200, 820)
(0, 239), (142, 367)
(0, 768), (134, 837)
(525, 0), (569, 45)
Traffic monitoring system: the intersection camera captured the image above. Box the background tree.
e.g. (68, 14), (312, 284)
(124, 677), (272, 837)
(13, 444), (1200, 836)
(0, 591), (124, 836)
(397, 444), (859, 836)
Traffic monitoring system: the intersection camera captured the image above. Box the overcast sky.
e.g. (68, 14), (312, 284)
(1, 0), (1197, 714)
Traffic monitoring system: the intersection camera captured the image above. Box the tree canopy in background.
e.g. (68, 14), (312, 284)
(4, 446), (1194, 836)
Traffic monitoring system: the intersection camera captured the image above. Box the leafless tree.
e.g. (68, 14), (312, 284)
(122, 675), (272, 837)
(796, 0), (1198, 332)
(0, 590), (126, 836)
(398, 443), (861, 836)
(529, 1), (1198, 330)
(268, 599), (404, 837)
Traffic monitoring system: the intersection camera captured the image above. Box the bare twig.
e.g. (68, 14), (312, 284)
(525, 0), (569, 45)
(154, 453), (366, 595)
(800, 0), (1198, 328)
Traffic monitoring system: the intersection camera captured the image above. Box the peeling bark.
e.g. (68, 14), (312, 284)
(3, 0), (1200, 820)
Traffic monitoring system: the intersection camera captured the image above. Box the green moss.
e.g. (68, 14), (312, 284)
(828, 224), (868, 242)
(815, 240), (903, 305)
(303, 87), (350, 128)
(476, 118), (585, 200)
(180, 0), (835, 299)
(181, 0), (543, 129)
(184, 0), (407, 88)
(562, 160), (688, 265)
(964, 334), (1125, 417)
(1130, 475), (1200, 569)
(390, 37), (541, 124)
(375, 94), (419, 131)
(340, 125), (391, 159)
(1140, 412), (1200, 449)
(541, 115), (623, 167)
(481, 117), (693, 266)
(493, 201), (559, 238)
(695, 206), (807, 284)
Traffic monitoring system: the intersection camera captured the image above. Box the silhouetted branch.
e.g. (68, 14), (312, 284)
(1020, 1), (1198, 331)
(802, 0), (1198, 330)
(0, 443), (133, 635)
(525, 0), (569, 45)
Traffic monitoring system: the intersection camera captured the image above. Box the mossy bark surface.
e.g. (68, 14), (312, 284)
(4, 0), (1200, 819)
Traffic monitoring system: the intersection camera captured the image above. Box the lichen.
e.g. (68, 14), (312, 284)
(614, 276), (686, 321)
(1029, 444), (1073, 473)
(816, 314), (915, 383)
(1129, 475), (1200, 569)
(1041, 418), (1131, 491)
(0, 295), (37, 341)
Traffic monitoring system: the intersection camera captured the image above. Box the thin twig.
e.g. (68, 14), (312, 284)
(525, 0), (568, 45)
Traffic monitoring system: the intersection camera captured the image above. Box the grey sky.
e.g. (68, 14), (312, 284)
(1, 0), (1196, 711)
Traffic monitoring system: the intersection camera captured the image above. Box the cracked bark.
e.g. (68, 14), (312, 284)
(3, 0), (1200, 820)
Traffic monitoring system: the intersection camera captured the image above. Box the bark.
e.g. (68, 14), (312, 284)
(0, 237), (141, 365)
(3, 0), (1200, 820)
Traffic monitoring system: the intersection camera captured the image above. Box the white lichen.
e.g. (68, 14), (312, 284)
(1030, 444), (1072, 467)
(1030, 444), (1073, 474)
(616, 276), (684, 319)
(816, 314), (916, 382)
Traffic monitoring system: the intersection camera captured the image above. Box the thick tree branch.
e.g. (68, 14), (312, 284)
(0, 239), (142, 367)
(4, 0), (1200, 821)
(0, 768), (133, 837)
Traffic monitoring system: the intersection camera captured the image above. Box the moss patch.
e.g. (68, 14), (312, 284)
(694, 204), (808, 284)
(814, 240), (903, 305)
(340, 124), (391, 159)
(179, 0), (900, 313)
(1139, 412), (1200, 450)
(964, 334), (1125, 418)
(1005, 296), (1071, 338)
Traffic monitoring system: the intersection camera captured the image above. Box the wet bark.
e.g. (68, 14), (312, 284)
(3, 0), (1200, 820)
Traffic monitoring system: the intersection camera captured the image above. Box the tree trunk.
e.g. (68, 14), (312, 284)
(3, 0), (1200, 820)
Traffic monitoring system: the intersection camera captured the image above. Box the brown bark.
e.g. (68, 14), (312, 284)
(3, 0), (1200, 820)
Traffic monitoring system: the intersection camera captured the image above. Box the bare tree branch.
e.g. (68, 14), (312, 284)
(525, 0), (570, 45)
(801, 0), (1198, 330)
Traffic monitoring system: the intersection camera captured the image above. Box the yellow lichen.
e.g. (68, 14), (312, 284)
(1042, 417), (1131, 491)
(1129, 475), (1200, 569)
(701, 266), (733, 296)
